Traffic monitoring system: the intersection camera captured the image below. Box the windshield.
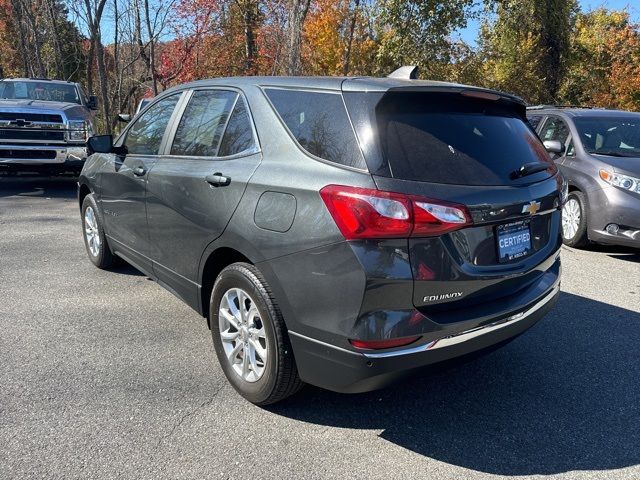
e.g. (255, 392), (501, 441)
(0, 80), (81, 105)
(372, 92), (553, 185)
(574, 116), (640, 157)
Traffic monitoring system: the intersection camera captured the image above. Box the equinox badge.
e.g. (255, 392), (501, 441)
(424, 292), (463, 303)
(522, 200), (541, 215)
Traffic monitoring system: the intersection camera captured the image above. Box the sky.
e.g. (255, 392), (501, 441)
(454, 0), (640, 46)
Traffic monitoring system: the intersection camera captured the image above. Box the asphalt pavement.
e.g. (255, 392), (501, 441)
(1, 175), (639, 479)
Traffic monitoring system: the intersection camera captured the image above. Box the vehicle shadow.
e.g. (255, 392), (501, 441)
(573, 243), (639, 261)
(269, 292), (640, 476)
(0, 175), (78, 199)
(608, 253), (640, 263)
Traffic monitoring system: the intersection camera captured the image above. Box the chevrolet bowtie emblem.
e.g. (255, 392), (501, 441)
(10, 119), (32, 127)
(522, 200), (541, 215)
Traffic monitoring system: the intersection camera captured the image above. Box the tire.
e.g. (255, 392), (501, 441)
(561, 191), (589, 248)
(81, 193), (116, 268)
(210, 263), (304, 405)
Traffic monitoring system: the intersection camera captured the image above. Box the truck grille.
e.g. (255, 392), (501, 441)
(0, 112), (63, 123)
(0, 130), (65, 141)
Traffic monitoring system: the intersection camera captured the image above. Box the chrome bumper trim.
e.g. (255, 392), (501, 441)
(363, 285), (560, 359)
(0, 144), (86, 164)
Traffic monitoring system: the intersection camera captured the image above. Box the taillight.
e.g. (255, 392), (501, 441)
(320, 185), (471, 240)
(412, 200), (470, 236)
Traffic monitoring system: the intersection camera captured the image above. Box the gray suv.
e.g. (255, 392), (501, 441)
(528, 107), (640, 249)
(79, 75), (563, 404)
(0, 78), (97, 174)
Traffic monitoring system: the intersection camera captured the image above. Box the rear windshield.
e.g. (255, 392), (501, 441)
(375, 92), (551, 185)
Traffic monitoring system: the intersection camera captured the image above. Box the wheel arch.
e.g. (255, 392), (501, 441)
(78, 182), (92, 209)
(200, 247), (253, 326)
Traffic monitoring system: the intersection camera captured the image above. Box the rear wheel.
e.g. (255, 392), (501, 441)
(561, 191), (589, 248)
(82, 194), (116, 268)
(210, 263), (303, 405)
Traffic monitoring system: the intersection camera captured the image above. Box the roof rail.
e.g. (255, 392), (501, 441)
(388, 66), (419, 80)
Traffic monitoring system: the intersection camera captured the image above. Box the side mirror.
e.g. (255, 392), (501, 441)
(118, 113), (131, 123)
(87, 135), (114, 155)
(87, 95), (98, 110)
(543, 140), (564, 155)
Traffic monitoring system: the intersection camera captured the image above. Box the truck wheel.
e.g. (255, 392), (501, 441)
(81, 194), (116, 268)
(210, 263), (304, 405)
(561, 191), (589, 248)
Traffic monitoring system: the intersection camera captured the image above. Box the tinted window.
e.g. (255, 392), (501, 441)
(528, 115), (543, 130)
(265, 88), (365, 169)
(171, 90), (237, 157)
(125, 94), (180, 155)
(218, 98), (256, 157)
(540, 116), (570, 144)
(573, 116), (640, 156)
(374, 92), (552, 185)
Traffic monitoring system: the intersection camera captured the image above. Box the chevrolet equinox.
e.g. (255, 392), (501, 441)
(78, 73), (563, 405)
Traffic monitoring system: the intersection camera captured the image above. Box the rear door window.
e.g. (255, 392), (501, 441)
(264, 88), (365, 169)
(171, 90), (237, 157)
(373, 92), (552, 185)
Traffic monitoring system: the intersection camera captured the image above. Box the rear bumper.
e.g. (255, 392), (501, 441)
(289, 283), (559, 393)
(0, 144), (87, 165)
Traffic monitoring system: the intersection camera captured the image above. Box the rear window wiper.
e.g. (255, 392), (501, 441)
(510, 162), (549, 180)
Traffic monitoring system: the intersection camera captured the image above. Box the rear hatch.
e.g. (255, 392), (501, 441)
(342, 84), (562, 318)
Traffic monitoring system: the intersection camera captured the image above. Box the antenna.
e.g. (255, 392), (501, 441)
(387, 66), (419, 80)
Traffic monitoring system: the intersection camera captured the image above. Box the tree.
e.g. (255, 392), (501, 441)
(374, 0), (474, 78)
(561, 9), (640, 111)
(0, 0), (21, 77)
(302, 0), (376, 75)
(480, 0), (578, 103)
(284, 0), (312, 74)
(0, 0), (84, 80)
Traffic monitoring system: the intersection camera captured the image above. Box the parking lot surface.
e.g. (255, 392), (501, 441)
(1, 176), (639, 479)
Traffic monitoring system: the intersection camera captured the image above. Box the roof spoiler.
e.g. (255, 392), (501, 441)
(387, 66), (419, 80)
(527, 104), (596, 110)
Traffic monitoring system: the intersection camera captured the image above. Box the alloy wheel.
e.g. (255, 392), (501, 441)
(218, 288), (268, 382)
(561, 198), (581, 240)
(84, 206), (101, 256)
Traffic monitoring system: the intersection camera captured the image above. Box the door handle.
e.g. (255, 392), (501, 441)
(132, 166), (146, 177)
(205, 173), (231, 187)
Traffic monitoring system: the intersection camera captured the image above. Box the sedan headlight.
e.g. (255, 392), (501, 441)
(67, 120), (91, 142)
(599, 170), (640, 194)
